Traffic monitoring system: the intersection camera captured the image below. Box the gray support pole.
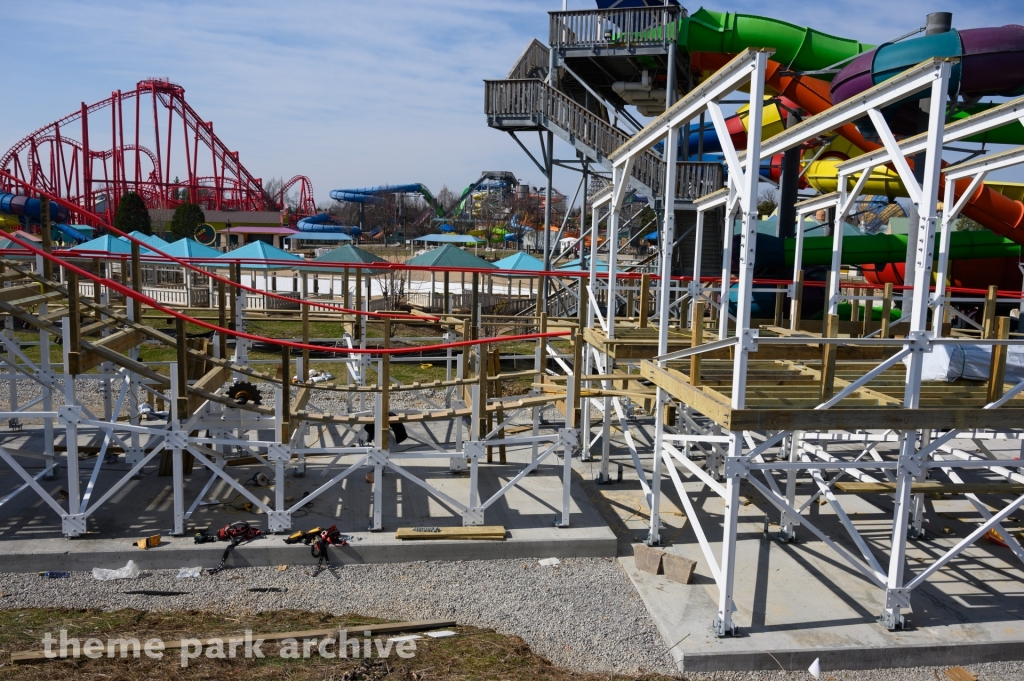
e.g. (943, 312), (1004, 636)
(542, 41), (558, 310)
(718, 204), (734, 340)
(39, 295), (55, 478)
(559, 429), (573, 527)
(543, 131), (554, 309)
(714, 434), (743, 637)
(779, 433), (800, 542)
(582, 204), (600, 466)
(61, 317), (81, 536)
(715, 52), (768, 638)
(170, 362), (184, 536)
(728, 54), (767, 408)
(932, 175), (959, 336)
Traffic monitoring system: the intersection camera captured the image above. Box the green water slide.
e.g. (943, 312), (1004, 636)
(673, 9), (1024, 144)
(676, 8), (872, 74)
(782, 231), (1021, 268)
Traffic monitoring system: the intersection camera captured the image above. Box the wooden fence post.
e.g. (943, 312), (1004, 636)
(988, 316), (1011, 403)
(880, 283), (894, 339)
(820, 314), (839, 401)
(983, 285), (999, 338)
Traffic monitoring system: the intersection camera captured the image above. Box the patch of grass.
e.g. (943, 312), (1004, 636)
(0, 608), (676, 680)
(8, 302), (552, 390)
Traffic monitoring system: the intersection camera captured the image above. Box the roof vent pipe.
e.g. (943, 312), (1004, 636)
(925, 12), (952, 36)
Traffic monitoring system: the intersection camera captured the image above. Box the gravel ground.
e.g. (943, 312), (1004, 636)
(0, 375), (113, 417)
(1, 371), (1020, 678)
(0, 557), (674, 677)
(691, 664), (1024, 680)
(2, 559), (1021, 680)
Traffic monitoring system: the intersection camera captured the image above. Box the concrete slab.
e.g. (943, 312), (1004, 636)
(0, 525), (616, 573)
(621, 436), (1024, 674)
(0, 421), (615, 571)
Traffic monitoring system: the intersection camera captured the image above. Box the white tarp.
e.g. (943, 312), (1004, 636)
(904, 343), (1024, 383)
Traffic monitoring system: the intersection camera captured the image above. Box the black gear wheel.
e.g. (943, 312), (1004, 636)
(227, 381), (262, 406)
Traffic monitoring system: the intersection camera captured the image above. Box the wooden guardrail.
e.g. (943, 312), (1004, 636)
(549, 6), (681, 50)
(485, 79), (722, 199)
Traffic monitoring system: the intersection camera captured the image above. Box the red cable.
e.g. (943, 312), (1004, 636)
(1, 230), (569, 356)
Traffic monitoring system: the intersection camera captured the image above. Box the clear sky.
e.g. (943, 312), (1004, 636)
(2, 1), (1022, 205)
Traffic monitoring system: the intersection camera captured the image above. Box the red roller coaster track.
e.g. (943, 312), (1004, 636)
(278, 174), (317, 216)
(0, 78), (316, 225)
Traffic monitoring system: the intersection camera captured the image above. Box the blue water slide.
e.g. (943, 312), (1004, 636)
(330, 183), (440, 213)
(0, 192), (71, 222)
(332, 184), (432, 196)
(329, 191), (380, 204)
(651, 127), (776, 180)
(296, 213), (362, 238)
(53, 223), (89, 243)
(0, 192), (87, 243)
(652, 126), (724, 158)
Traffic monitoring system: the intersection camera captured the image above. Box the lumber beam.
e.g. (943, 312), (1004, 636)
(836, 481), (1024, 495)
(396, 526), (505, 540)
(187, 365), (231, 413)
(78, 328), (147, 373)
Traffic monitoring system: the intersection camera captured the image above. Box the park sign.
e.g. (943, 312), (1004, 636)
(194, 223), (216, 245)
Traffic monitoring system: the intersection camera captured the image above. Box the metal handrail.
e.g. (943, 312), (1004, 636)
(549, 6), (682, 50)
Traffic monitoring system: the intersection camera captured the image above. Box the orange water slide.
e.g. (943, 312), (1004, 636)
(762, 61), (1024, 241)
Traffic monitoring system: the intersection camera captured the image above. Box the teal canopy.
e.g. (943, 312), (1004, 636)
(414, 234), (483, 244)
(159, 238), (223, 261)
(71, 235), (133, 255)
(215, 240), (302, 270)
(492, 251), (544, 272)
(406, 244), (495, 269)
(118, 231), (171, 250)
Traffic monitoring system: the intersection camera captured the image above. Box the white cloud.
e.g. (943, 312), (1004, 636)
(0, 0), (562, 204)
(2, 0), (1022, 206)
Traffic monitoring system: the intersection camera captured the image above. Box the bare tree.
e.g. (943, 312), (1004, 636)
(377, 270), (407, 309)
(757, 189), (778, 219)
(436, 185), (458, 213)
(956, 216), (985, 232)
(264, 177), (284, 204)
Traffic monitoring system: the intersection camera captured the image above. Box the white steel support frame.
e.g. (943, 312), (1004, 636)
(607, 49), (773, 634)
(715, 189), (741, 341)
(8, 47), (1024, 650)
(0, 310), (167, 537)
(690, 189), (729, 328)
(931, 144), (1024, 334)
(0, 306), (580, 538)
(791, 192), (839, 329)
(633, 54), (1024, 638)
(0, 241), (587, 542)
